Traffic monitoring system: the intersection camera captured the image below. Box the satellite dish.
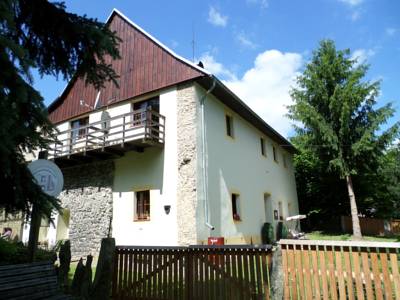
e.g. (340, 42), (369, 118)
(101, 110), (111, 133)
(28, 159), (63, 197)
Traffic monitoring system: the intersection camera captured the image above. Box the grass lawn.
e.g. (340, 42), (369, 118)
(306, 231), (400, 242)
(68, 261), (96, 285)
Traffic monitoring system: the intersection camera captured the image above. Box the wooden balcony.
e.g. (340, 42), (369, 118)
(48, 109), (165, 167)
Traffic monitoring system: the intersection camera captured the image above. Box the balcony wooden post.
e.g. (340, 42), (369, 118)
(122, 116), (126, 148)
(84, 128), (88, 155)
(68, 135), (73, 158)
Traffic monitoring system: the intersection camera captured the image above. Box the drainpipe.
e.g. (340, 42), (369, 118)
(200, 77), (217, 231)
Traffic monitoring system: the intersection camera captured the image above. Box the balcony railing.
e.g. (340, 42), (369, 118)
(48, 108), (165, 162)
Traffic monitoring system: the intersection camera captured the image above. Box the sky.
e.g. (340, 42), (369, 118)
(33, 0), (400, 138)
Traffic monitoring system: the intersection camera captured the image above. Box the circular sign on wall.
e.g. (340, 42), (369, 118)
(28, 159), (64, 197)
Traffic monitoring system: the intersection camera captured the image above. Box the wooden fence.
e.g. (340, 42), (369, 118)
(342, 216), (400, 236)
(112, 245), (272, 300)
(280, 239), (400, 300)
(342, 216), (386, 236)
(391, 220), (400, 235)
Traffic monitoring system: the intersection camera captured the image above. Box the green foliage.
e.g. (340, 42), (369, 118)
(289, 40), (398, 178)
(0, 238), (56, 265)
(289, 40), (399, 225)
(0, 0), (120, 220)
(261, 222), (274, 244)
(363, 145), (400, 218)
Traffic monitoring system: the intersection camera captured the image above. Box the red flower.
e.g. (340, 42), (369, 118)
(233, 213), (241, 221)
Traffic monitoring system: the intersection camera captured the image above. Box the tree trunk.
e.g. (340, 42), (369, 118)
(346, 175), (362, 239)
(27, 204), (41, 262)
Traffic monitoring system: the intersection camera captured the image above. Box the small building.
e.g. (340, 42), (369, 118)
(22, 9), (298, 258)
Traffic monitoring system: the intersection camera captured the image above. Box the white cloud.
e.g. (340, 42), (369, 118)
(338, 0), (364, 21)
(246, 0), (269, 10)
(386, 27), (398, 36)
(200, 50), (303, 137)
(338, 0), (364, 6)
(351, 48), (375, 66)
(351, 10), (361, 21)
(198, 53), (237, 81)
(236, 31), (258, 49)
(208, 7), (228, 27)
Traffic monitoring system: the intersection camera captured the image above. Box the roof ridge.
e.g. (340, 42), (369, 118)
(109, 8), (211, 76)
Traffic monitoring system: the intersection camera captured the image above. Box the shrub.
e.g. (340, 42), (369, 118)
(0, 238), (56, 265)
(261, 222), (274, 244)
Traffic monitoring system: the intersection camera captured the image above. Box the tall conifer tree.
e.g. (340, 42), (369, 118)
(289, 40), (399, 238)
(0, 0), (120, 219)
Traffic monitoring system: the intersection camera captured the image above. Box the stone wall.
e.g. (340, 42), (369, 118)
(176, 83), (198, 245)
(59, 160), (114, 258)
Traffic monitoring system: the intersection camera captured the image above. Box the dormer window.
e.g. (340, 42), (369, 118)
(71, 116), (89, 141)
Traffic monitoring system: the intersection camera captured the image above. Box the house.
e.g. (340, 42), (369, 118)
(22, 9), (299, 258)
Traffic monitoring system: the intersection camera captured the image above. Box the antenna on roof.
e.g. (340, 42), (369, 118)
(192, 21), (196, 62)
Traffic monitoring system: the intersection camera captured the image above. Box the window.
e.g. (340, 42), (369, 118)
(231, 193), (241, 221)
(225, 114), (234, 138)
(264, 193), (271, 222)
(283, 154), (288, 168)
(273, 146), (278, 163)
(71, 117), (89, 141)
(260, 138), (266, 156)
(131, 96), (159, 127)
(134, 190), (150, 221)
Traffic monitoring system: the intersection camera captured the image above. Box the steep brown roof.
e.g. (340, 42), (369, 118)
(48, 10), (207, 123)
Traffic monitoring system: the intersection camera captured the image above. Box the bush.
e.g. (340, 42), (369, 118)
(276, 221), (289, 240)
(0, 238), (56, 265)
(261, 222), (274, 244)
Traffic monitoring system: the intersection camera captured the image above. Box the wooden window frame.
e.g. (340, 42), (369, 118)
(71, 116), (89, 140)
(260, 137), (266, 157)
(283, 154), (288, 168)
(278, 201), (283, 221)
(273, 145), (278, 163)
(134, 190), (150, 221)
(131, 96), (160, 127)
(231, 193), (241, 221)
(225, 114), (234, 138)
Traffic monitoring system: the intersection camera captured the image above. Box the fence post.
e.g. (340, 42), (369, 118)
(90, 238), (116, 300)
(270, 246), (283, 300)
(185, 249), (193, 300)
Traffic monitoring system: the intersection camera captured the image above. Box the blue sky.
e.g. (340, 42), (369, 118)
(34, 0), (399, 137)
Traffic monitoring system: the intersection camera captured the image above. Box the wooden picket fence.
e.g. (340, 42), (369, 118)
(112, 244), (272, 300)
(280, 239), (400, 300)
(391, 219), (400, 235)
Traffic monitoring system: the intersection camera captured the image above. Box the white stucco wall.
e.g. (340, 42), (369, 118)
(112, 88), (178, 246)
(195, 84), (299, 244)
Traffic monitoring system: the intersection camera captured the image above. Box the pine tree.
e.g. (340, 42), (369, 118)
(0, 0), (120, 220)
(288, 40), (399, 239)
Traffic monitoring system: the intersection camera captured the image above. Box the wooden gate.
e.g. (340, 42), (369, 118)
(112, 245), (272, 300)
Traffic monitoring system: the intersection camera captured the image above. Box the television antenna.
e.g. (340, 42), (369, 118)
(192, 21), (196, 62)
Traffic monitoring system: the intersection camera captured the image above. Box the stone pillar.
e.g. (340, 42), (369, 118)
(58, 160), (114, 258)
(176, 83), (198, 245)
